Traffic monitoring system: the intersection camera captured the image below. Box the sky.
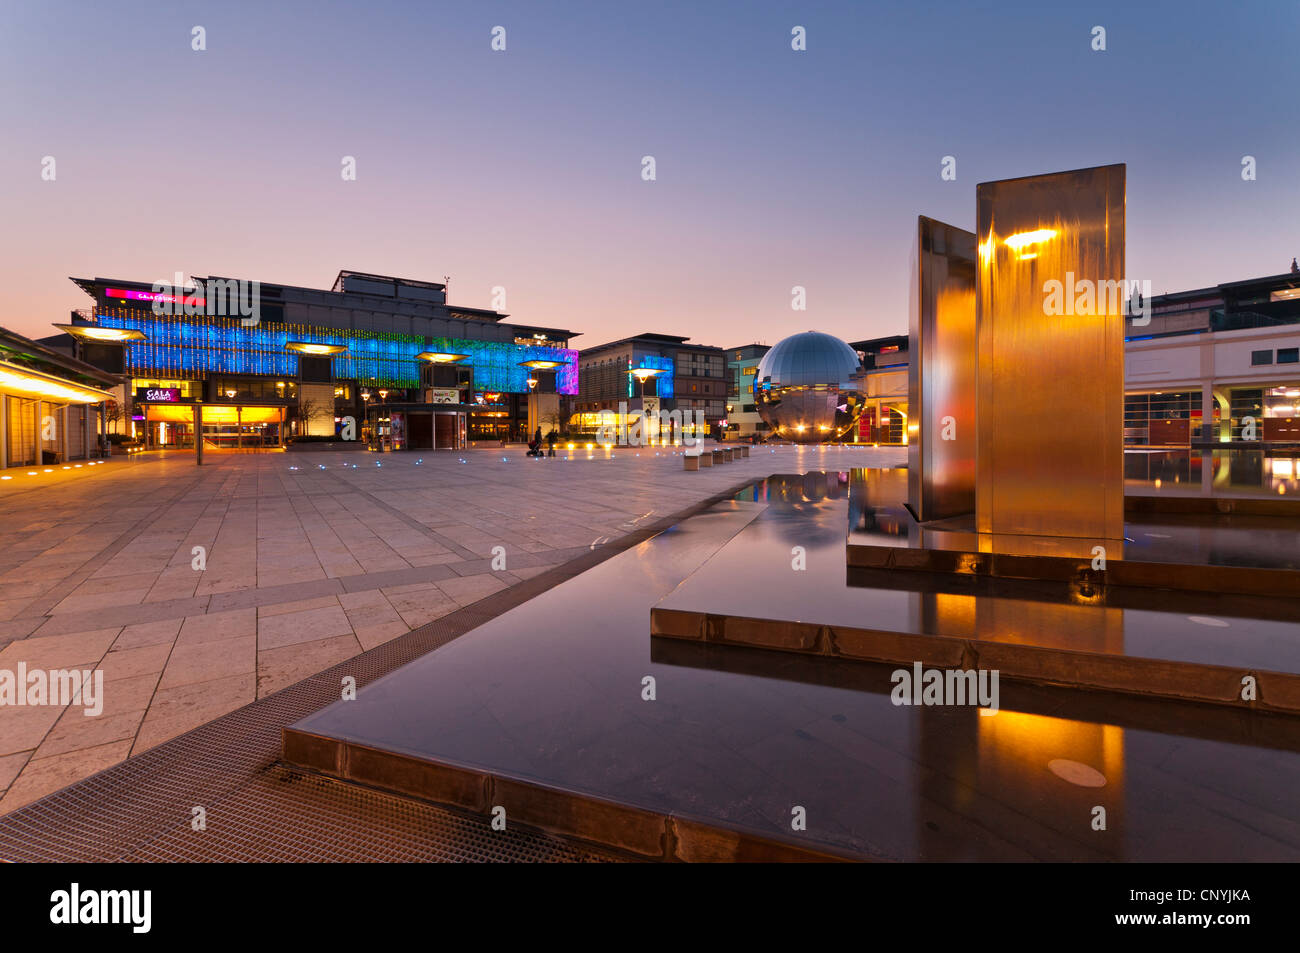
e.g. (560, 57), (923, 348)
(1, 0), (1297, 348)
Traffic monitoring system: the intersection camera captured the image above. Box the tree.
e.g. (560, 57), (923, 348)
(296, 397), (329, 437)
(103, 399), (125, 435)
(543, 408), (566, 438)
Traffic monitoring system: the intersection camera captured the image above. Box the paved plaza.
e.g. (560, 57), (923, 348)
(0, 443), (904, 813)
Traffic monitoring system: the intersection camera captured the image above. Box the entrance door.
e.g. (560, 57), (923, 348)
(1148, 418), (1190, 446)
(408, 413), (434, 450)
(435, 413), (456, 449)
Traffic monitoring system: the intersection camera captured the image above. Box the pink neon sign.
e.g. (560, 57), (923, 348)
(105, 287), (206, 307)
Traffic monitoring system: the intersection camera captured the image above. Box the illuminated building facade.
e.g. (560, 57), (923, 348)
(575, 333), (726, 438)
(850, 336), (910, 445)
(1124, 269), (1300, 447)
(58, 271), (580, 450)
(723, 344), (770, 439)
(0, 325), (119, 470)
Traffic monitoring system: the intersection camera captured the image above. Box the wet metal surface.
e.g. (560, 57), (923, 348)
(292, 474), (1300, 860)
(975, 165), (1126, 541)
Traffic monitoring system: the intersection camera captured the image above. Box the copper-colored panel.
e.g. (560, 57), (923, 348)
(909, 216), (978, 521)
(976, 164), (1126, 541)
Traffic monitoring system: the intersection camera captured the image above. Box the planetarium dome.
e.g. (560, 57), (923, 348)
(753, 331), (864, 443)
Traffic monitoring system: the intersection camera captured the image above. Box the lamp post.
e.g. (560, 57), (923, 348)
(194, 401), (203, 466)
(629, 367), (666, 445)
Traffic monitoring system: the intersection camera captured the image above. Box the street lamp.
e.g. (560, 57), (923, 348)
(629, 367), (667, 445)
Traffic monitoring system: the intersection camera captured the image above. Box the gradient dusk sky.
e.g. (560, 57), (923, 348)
(1, 0), (1297, 347)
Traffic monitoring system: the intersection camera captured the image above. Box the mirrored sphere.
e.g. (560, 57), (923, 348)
(753, 331), (864, 442)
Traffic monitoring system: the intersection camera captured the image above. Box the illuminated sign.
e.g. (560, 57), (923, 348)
(427, 388), (460, 404)
(136, 387), (181, 402)
(107, 288), (205, 308)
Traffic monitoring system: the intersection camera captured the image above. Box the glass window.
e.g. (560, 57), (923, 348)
(1251, 350), (1274, 365)
(1278, 348), (1299, 364)
(1229, 388), (1264, 440)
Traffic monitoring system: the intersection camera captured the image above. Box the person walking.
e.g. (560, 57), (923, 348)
(546, 429), (557, 457)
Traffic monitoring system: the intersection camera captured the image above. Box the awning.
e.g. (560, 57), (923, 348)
(0, 359), (114, 403)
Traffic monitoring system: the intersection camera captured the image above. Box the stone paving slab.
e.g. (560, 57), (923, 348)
(0, 443), (903, 812)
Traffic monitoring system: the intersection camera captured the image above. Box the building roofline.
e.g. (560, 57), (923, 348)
(1216, 271), (1300, 291)
(849, 335), (909, 351)
(69, 274), (584, 339)
(331, 269), (446, 293)
(507, 325), (582, 341)
(580, 332), (692, 351)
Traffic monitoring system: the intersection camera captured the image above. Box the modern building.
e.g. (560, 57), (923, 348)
(723, 344), (770, 439)
(0, 325), (119, 470)
(55, 271), (580, 452)
(1124, 269), (1300, 446)
(574, 333), (726, 438)
(849, 335), (909, 444)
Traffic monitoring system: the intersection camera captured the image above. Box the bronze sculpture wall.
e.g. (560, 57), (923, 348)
(975, 164), (1126, 542)
(908, 216), (977, 522)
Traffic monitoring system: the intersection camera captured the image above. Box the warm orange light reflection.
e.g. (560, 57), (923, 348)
(978, 709), (1124, 797)
(148, 405), (283, 424)
(1003, 228), (1058, 249)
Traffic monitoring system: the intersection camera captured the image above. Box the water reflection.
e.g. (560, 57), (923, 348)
(1125, 449), (1300, 497)
(735, 470), (852, 504)
(652, 637), (1300, 861)
(848, 464), (1300, 570)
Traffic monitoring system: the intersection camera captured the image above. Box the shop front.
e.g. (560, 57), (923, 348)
(139, 399), (287, 450)
(0, 327), (117, 469)
(367, 403), (467, 451)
